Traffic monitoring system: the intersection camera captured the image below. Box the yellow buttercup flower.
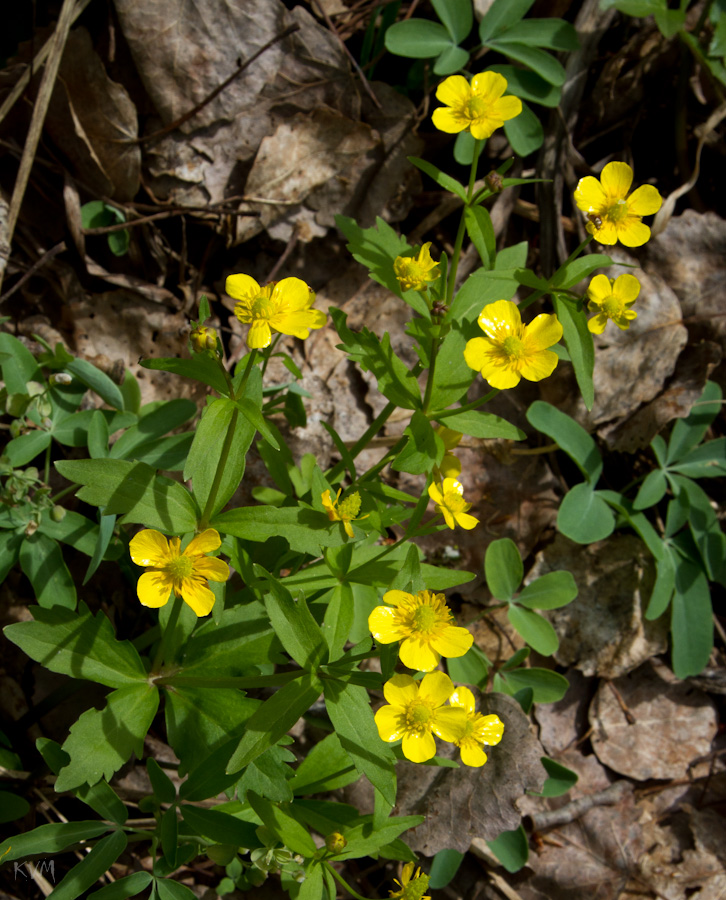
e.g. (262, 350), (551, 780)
(449, 686), (504, 767)
(389, 862), (431, 900)
(432, 72), (522, 141)
(393, 243), (440, 292)
(574, 162), (662, 247)
(586, 273), (640, 334)
(434, 426), (462, 480)
(375, 672), (467, 763)
(129, 528), (229, 617)
(464, 299), (562, 390)
(427, 477), (479, 531)
(368, 589), (473, 672)
(226, 274), (326, 349)
(321, 489), (368, 538)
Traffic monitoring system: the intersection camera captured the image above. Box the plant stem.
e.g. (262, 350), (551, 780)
(327, 401), (396, 483)
(434, 389), (498, 418)
(260, 334), (281, 378)
(151, 593), (182, 674)
(421, 330), (439, 415)
(154, 669), (305, 689)
(446, 138), (482, 307)
(323, 862), (379, 900)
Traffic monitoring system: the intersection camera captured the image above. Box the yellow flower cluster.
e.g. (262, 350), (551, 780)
(394, 243), (440, 293)
(432, 71), (522, 141)
(321, 488), (369, 538)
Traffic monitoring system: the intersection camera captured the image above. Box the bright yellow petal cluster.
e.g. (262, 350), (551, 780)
(226, 274), (326, 349)
(129, 528), (229, 617)
(574, 162), (662, 247)
(369, 589), (473, 672)
(586, 273), (640, 334)
(389, 862), (431, 900)
(432, 72), (522, 141)
(434, 426), (462, 480)
(375, 672), (467, 763)
(321, 489), (368, 538)
(449, 686), (504, 767)
(427, 477), (479, 530)
(393, 243), (440, 292)
(464, 299), (562, 390)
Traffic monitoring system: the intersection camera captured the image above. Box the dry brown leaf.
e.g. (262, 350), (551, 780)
(589, 661), (718, 780)
(45, 28), (140, 200)
(394, 692), (547, 855)
(528, 534), (668, 678)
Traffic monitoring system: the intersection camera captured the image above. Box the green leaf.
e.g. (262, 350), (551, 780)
(526, 400), (602, 482)
(0, 790), (30, 823)
(429, 849), (465, 889)
(486, 40), (566, 86)
(147, 757), (176, 804)
(83, 514), (117, 585)
(633, 468), (668, 510)
(0, 332), (42, 391)
(185, 398), (254, 518)
(88, 410), (110, 458)
(384, 19), (452, 58)
(432, 0), (473, 43)
(5, 430), (52, 466)
(258, 566), (327, 669)
(487, 825), (528, 872)
(179, 739), (240, 802)
(211, 505), (348, 556)
(497, 18), (579, 50)
(485, 538), (523, 600)
(64, 358), (124, 410)
(393, 411), (441, 475)
(666, 381), (722, 464)
(323, 678), (397, 806)
(333, 815), (425, 860)
(155, 879), (198, 900)
(646, 546), (676, 620)
(531, 757), (578, 797)
(435, 408), (525, 440)
(247, 791), (317, 857)
(552, 293), (594, 410)
(141, 354), (230, 395)
(454, 130), (476, 165)
(507, 605), (559, 655)
(165, 686), (258, 776)
(19, 533), (76, 609)
(110, 399), (196, 460)
(37, 508), (110, 559)
(40, 830), (128, 900)
(55, 684), (159, 791)
(290, 732), (359, 795)
(88, 872), (153, 900)
(180, 805), (262, 849)
(503, 100), (543, 155)
(330, 308), (421, 409)
(551, 253), (612, 290)
(446, 644), (489, 687)
(298, 864), (324, 900)
(600, 0), (665, 14)
(120, 370), (142, 414)
(226, 672), (322, 773)
(55, 458), (198, 533)
(669, 438), (726, 479)
(237, 396), (279, 449)
(518, 571), (577, 609)
(558, 484), (616, 544)
(671, 553), (713, 678)
(433, 44), (470, 75)
(494, 667), (569, 703)
(0, 821), (111, 863)
(4, 604), (147, 687)
(447, 269), (519, 323)
(485, 64), (560, 106)
(672, 475), (726, 582)
(478, 0), (536, 42)
(323, 582), (355, 662)
(464, 205), (496, 269)
(409, 157), (467, 202)
(427, 327), (476, 410)
(237, 743), (295, 803)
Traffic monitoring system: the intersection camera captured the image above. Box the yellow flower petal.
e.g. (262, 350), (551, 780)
(369, 606), (405, 644)
(477, 298), (522, 337)
(463, 335), (492, 373)
(399, 637), (440, 672)
(591, 220), (618, 245)
(427, 482), (444, 505)
(136, 570), (173, 608)
(435, 74), (471, 107)
(418, 671), (455, 707)
(247, 319), (273, 349)
(180, 577), (216, 616)
(471, 71), (507, 102)
(587, 274), (613, 303)
(129, 529), (171, 567)
(523, 313), (563, 352)
(627, 184), (663, 216)
(460, 740), (488, 767)
(453, 511), (480, 530)
(519, 348), (559, 383)
(600, 161), (633, 198)
(431, 706), (467, 742)
(194, 557), (230, 582)
(431, 107), (469, 134)
(384, 673), (418, 707)
(271, 308), (326, 339)
(225, 273), (260, 300)
(382, 589), (414, 607)
(431, 625), (473, 659)
(587, 313), (608, 334)
(184, 528), (222, 557)
(574, 176), (606, 213)
(491, 95), (523, 122)
(612, 273), (641, 303)
(478, 358), (523, 390)
(450, 686), (476, 714)
(617, 219), (651, 248)
(402, 731), (437, 763)
(375, 705), (405, 742)
(271, 276), (311, 310)
(479, 714), (505, 745)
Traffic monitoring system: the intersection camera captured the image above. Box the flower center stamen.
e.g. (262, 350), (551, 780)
(412, 604), (438, 634)
(605, 198), (629, 222)
(467, 96), (488, 119)
(250, 295), (277, 320)
(502, 335), (525, 359)
(166, 555), (194, 580)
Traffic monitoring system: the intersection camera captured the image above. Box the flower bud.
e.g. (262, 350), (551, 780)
(24, 520), (39, 537)
(50, 506), (67, 522)
(50, 373), (72, 386)
(190, 325), (218, 353)
(486, 171), (503, 193)
(325, 832), (347, 854)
